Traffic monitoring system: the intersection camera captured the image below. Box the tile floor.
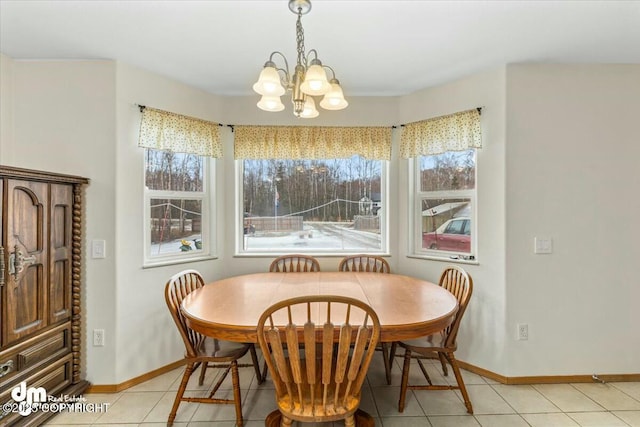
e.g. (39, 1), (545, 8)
(43, 352), (640, 427)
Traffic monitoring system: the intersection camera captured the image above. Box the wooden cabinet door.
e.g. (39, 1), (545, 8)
(3, 180), (49, 346)
(49, 184), (73, 324)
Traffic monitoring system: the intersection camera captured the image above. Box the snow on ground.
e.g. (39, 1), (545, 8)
(150, 223), (382, 255)
(244, 222), (381, 251)
(150, 234), (202, 255)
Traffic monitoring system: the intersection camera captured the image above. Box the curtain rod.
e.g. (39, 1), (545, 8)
(136, 103), (481, 131)
(136, 104), (234, 131)
(391, 107), (482, 129)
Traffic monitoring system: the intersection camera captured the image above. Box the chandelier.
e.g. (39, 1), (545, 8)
(252, 0), (348, 118)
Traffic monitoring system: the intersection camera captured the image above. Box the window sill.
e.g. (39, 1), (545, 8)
(143, 254), (218, 269)
(234, 252), (391, 258)
(406, 253), (479, 266)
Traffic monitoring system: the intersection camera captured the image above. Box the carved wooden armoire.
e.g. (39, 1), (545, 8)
(0, 166), (90, 426)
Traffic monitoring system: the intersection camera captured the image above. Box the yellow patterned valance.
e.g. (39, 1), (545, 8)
(400, 109), (482, 158)
(234, 126), (392, 160)
(138, 107), (222, 157)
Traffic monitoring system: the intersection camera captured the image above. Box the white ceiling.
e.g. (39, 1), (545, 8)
(1, 0), (639, 97)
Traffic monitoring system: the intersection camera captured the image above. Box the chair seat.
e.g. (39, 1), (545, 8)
(399, 332), (448, 353)
(276, 359), (361, 421)
(198, 337), (252, 360)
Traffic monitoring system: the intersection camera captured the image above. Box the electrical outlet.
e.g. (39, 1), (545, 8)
(93, 329), (105, 346)
(517, 323), (529, 340)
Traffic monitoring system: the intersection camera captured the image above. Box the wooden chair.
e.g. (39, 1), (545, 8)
(257, 295), (380, 427)
(338, 255), (390, 274)
(269, 254), (321, 272)
(338, 254), (393, 385)
(164, 269), (263, 427)
(391, 265), (474, 414)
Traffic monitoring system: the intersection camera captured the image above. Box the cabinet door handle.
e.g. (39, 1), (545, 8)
(8, 245), (37, 280)
(0, 360), (13, 378)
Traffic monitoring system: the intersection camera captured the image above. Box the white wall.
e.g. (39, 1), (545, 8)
(504, 64), (640, 376)
(0, 54), (14, 159)
(2, 56), (638, 384)
(395, 68), (509, 374)
(0, 58), (119, 384)
(113, 62), (229, 380)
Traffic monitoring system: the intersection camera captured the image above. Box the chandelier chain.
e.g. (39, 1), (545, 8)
(252, 0), (348, 117)
(295, 8), (306, 66)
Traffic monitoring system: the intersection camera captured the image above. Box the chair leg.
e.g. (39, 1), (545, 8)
(416, 358), (433, 385)
(265, 410), (282, 427)
(230, 360), (244, 427)
(355, 409), (375, 427)
(280, 415), (293, 427)
(398, 348), (412, 412)
(446, 352), (473, 414)
(381, 342), (392, 385)
(249, 344), (264, 384)
(438, 351), (449, 376)
(344, 414), (356, 427)
(198, 361), (208, 386)
(389, 342), (397, 366)
(168, 362), (193, 426)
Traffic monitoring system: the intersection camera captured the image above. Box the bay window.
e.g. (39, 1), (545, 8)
(235, 125), (391, 255)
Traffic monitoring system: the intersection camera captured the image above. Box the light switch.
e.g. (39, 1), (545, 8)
(534, 237), (553, 254)
(92, 240), (106, 259)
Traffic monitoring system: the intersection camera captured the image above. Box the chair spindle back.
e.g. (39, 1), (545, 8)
(338, 255), (391, 273)
(165, 269), (207, 357)
(438, 266), (473, 347)
(257, 295), (380, 418)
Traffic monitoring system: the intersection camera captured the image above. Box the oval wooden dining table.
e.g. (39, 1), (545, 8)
(181, 271), (459, 344)
(181, 271), (458, 427)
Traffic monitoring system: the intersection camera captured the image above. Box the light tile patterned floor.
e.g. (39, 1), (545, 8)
(44, 352), (640, 427)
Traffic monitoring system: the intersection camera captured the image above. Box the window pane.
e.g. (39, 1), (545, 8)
(145, 149), (204, 192)
(149, 198), (203, 256)
(242, 157), (383, 252)
(421, 198), (471, 254)
(420, 149), (475, 192)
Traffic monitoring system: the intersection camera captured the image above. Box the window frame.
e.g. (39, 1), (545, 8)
(408, 152), (478, 262)
(142, 149), (216, 267)
(235, 158), (389, 257)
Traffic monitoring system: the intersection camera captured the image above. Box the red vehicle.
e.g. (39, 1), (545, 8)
(423, 217), (471, 252)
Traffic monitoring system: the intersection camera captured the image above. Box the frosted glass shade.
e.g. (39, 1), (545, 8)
(319, 81), (348, 110)
(257, 95), (285, 112)
(300, 64), (331, 96)
(253, 66), (286, 96)
(299, 97), (319, 118)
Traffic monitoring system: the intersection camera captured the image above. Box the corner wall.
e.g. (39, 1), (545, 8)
(504, 64), (640, 375)
(0, 58), (119, 384)
(0, 54), (14, 158)
(396, 68), (509, 374)
(113, 62), (228, 381)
